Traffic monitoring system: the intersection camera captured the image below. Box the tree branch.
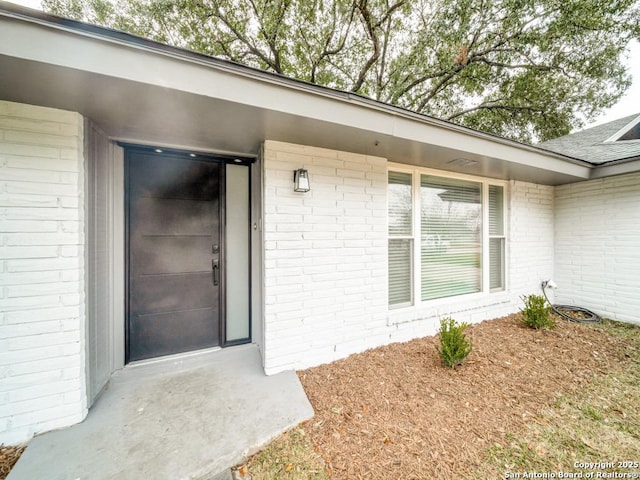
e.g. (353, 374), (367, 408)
(446, 102), (545, 121)
(247, 0), (287, 73)
(208, 3), (281, 72)
(351, 0), (380, 92)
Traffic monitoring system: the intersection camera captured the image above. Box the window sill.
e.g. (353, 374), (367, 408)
(386, 291), (512, 327)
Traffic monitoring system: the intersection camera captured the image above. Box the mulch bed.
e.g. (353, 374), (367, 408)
(297, 314), (630, 480)
(0, 445), (25, 480)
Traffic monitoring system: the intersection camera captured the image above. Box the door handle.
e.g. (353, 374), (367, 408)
(212, 260), (219, 286)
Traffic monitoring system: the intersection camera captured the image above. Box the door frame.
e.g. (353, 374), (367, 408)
(85, 134), (260, 408)
(122, 143), (252, 364)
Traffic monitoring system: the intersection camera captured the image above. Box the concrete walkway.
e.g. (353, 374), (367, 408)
(8, 345), (314, 480)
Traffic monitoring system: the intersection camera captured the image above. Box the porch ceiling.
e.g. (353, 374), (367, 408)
(0, 3), (592, 185)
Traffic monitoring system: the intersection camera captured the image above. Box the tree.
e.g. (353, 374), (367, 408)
(43, 0), (640, 143)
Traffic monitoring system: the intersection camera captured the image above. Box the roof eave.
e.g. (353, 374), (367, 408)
(0, 2), (593, 184)
(589, 156), (640, 179)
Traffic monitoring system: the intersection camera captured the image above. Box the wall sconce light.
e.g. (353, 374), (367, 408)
(293, 168), (310, 192)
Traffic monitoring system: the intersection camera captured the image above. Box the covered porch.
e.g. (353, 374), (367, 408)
(0, 0), (593, 455)
(7, 345), (313, 480)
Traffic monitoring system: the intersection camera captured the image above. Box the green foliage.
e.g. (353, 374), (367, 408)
(437, 317), (473, 368)
(42, 0), (640, 143)
(520, 294), (554, 329)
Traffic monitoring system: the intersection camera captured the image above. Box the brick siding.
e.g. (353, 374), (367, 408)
(262, 141), (556, 374)
(0, 101), (87, 444)
(555, 172), (640, 324)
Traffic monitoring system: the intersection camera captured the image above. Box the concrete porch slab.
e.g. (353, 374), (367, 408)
(8, 345), (314, 480)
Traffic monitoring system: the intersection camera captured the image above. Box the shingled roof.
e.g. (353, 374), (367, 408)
(538, 114), (640, 165)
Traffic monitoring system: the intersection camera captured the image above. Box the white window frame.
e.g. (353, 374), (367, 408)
(388, 163), (508, 310)
(487, 184), (506, 292)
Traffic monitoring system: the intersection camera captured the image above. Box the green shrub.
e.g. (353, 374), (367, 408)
(520, 294), (554, 329)
(437, 317), (473, 368)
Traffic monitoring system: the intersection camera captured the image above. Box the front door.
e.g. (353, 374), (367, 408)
(126, 148), (221, 362)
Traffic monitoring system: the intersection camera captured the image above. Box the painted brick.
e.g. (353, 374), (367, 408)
(7, 380), (79, 404)
(8, 330), (80, 351)
(60, 246), (81, 257)
(0, 370), (63, 392)
(0, 117), (70, 135)
(62, 366), (82, 381)
(0, 271), (61, 286)
(0, 101), (78, 124)
(5, 156), (80, 172)
(0, 193), (59, 207)
(4, 180), (79, 197)
(4, 130), (85, 148)
(6, 281), (80, 298)
(0, 346), (66, 367)
(555, 171), (640, 324)
(0, 295), (62, 312)
(4, 233), (80, 246)
(61, 294), (82, 306)
(60, 196), (80, 208)
(6, 257), (80, 272)
(7, 394), (66, 417)
(33, 411), (82, 436)
(0, 100), (86, 445)
(263, 141), (557, 375)
(0, 143), (59, 158)
(4, 207), (80, 221)
(0, 220), (58, 233)
(0, 167), (65, 184)
(0, 320), (62, 340)
(6, 354), (79, 380)
(0, 246), (59, 259)
(8, 403), (81, 431)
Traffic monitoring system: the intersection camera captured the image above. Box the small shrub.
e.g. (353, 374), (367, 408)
(520, 294), (554, 329)
(437, 317), (473, 368)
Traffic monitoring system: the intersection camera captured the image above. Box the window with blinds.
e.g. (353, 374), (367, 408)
(388, 171), (413, 307)
(489, 185), (505, 291)
(387, 168), (506, 308)
(420, 175), (482, 300)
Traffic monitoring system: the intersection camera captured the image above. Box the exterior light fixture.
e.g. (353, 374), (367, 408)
(293, 168), (310, 193)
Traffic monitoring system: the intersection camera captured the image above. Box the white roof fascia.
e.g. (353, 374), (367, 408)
(589, 157), (640, 179)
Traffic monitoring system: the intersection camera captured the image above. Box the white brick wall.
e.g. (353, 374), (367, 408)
(509, 180), (555, 297)
(262, 142), (556, 374)
(555, 173), (640, 324)
(0, 101), (87, 444)
(262, 141), (389, 374)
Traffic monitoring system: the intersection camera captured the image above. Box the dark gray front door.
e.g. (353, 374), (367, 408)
(126, 149), (221, 362)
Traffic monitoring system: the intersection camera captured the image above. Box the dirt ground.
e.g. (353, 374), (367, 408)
(297, 314), (631, 480)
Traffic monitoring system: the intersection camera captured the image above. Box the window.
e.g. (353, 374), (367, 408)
(388, 168), (506, 308)
(388, 172), (413, 307)
(420, 175), (482, 301)
(488, 185), (505, 291)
